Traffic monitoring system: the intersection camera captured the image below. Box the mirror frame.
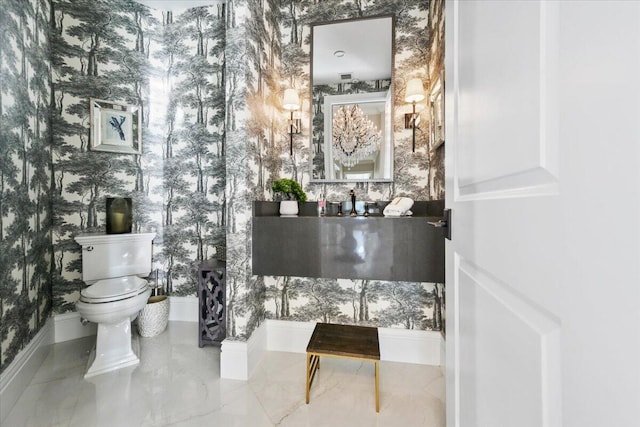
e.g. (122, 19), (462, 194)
(309, 14), (396, 183)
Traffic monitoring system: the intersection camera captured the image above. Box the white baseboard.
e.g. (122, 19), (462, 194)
(53, 305), (443, 380)
(168, 296), (198, 322)
(267, 319), (443, 365)
(378, 327), (443, 365)
(52, 297), (197, 343)
(221, 319), (443, 380)
(0, 319), (54, 423)
(247, 321), (267, 379)
(220, 340), (248, 380)
(220, 321), (267, 380)
(266, 319), (316, 353)
(54, 312), (97, 343)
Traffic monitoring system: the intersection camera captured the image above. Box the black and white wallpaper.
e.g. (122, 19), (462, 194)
(1, 0), (226, 372)
(1, 0), (444, 372)
(0, 0), (53, 372)
(225, 0), (445, 339)
(49, 0), (226, 311)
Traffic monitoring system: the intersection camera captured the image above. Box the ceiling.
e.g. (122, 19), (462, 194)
(312, 17), (393, 85)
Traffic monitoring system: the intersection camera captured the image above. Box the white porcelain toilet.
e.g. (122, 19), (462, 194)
(75, 232), (155, 378)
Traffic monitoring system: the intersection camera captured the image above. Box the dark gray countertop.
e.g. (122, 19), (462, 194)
(252, 200), (445, 283)
(253, 200), (445, 218)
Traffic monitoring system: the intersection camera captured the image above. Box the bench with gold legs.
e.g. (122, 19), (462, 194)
(305, 322), (380, 412)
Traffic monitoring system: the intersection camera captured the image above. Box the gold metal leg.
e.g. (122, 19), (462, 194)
(306, 354), (322, 405)
(306, 352), (379, 412)
(306, 353), (311, 404)
(375, 361), (380, 412)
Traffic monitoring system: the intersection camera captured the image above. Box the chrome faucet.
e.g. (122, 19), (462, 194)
(349, 189), (357, 216)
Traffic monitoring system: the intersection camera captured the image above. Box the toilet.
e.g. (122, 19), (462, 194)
(75, 232), (155, 378)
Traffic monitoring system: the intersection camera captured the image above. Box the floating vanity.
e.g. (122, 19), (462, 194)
(252, 201), (445, 283)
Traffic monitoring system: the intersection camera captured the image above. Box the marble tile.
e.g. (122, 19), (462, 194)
(31, 336), (94, 384)
(5, 322), (445, 427)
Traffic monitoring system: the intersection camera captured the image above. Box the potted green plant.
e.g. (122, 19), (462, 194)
(272, 178), (307, 216)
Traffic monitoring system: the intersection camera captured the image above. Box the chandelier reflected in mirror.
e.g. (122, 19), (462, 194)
(331, 104), (382, 168)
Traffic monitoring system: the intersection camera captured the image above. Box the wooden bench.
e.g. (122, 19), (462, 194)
(305, 322), (381, 412)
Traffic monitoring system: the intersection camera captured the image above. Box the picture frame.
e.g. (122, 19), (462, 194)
(90, 99), (142, 154)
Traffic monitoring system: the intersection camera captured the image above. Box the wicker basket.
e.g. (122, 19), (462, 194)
(137, 295), (169, 338)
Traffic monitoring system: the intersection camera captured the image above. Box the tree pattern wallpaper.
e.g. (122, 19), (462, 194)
(49, 0), (226, 313)
(1, 0), (445, 373)
(1, 0), (226, 372)
(0, 0), (53, 373)
(225, 0), (445, 339)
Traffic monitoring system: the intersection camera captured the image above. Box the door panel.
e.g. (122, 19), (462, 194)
(458, 258), (561, 427)
(446, 1), (640, 426)
(448, 1), (561, 424)
(456, 1), (559, 197)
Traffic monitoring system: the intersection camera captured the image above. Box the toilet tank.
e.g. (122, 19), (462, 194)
(75, 233), (156, 283)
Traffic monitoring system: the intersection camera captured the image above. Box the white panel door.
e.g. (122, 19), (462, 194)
(445, 1), (640, 426)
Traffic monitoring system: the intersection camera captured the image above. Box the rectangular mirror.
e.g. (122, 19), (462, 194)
(310, 16), (394, 182)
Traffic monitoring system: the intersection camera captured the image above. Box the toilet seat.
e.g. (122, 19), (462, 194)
(80, 276), (149, 304)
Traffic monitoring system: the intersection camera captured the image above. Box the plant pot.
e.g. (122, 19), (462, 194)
(279, 200), (299, 216)
(137, 295), (169, 338)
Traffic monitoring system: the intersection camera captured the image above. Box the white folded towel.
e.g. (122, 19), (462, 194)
(383, 197), (414, 216)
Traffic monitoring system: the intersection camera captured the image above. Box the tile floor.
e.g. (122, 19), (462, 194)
(4, 321), (445, 426)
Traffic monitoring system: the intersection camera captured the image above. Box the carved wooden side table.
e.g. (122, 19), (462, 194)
(198, 259), (226, 347)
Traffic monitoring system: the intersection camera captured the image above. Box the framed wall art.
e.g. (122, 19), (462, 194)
(90, 99), (142, 154)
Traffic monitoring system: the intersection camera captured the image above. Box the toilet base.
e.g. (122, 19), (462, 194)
(84, 318), (140, 379)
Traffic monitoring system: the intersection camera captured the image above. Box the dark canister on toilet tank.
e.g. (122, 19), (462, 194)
(106, 197), (132, 234)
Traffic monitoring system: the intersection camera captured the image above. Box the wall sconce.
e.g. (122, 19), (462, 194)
(283, 88), (301, 156)
(404, 78), (426, 152)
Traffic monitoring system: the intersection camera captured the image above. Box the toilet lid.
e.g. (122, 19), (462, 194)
(80, 276), (148, 303)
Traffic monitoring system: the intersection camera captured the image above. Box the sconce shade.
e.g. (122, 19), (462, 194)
(404, 78), (425, 103)
(283, 88), (301, 111)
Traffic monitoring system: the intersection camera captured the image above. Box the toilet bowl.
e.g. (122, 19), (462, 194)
(76, 276), (151, 378)
(75, 232), (156, 379)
